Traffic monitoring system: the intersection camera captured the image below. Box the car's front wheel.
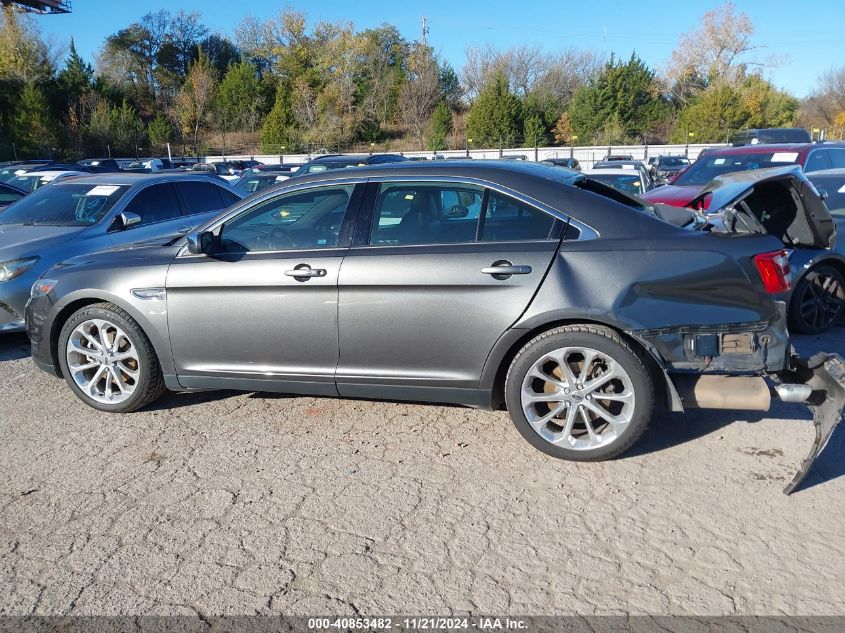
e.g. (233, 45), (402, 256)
(505, 324), (654, 461)
(58, 303), (167, 412)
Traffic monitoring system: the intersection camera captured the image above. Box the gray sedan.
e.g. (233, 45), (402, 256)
(25, 161), (845, 489)
(0, 173), (241, 332)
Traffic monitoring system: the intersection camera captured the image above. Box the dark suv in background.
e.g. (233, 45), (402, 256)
(730, 127), (812, 146)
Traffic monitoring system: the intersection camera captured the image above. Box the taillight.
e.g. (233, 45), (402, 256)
(753, 250), (790, 293)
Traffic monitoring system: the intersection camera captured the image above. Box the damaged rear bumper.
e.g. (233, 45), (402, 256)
(778, 353), (845, 494)
(670, 353), (845, 494)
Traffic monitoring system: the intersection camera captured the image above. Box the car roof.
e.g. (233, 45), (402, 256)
(47, 172), (235, 187)
(806, 168), (845, 178)
(584, 168), (641, 176)
(703, 142), (842, 156)
(20, 170), (86, 177)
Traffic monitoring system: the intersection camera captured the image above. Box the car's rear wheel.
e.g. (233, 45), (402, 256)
(58, 303), (167, 412)
(505, 324), (653, 461)
(789, 265), (845, 334)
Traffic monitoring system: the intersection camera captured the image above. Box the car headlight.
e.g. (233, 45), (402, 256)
(31, 278), (57, 298)
(0, 257), (39, 282)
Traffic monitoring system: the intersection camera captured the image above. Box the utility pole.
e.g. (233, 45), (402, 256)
(421, 16), (427, 47)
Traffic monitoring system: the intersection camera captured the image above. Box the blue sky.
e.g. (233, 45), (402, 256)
(38, 0), (845, 97)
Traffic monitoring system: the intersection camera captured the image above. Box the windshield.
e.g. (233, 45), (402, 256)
(0, 167), (32, 183)
(586, 173), (644, 195)
(234, 175), (282, 194)
(0, 183), (130, 226)
(658, 156), (690, 167)
(296, 161), (360, 175)
(7, 174), (52, 192)
(675, 151), (802, 186)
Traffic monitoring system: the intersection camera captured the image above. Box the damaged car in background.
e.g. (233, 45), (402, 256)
(685, 166), (845, 335)
(24, 161), (845, 494)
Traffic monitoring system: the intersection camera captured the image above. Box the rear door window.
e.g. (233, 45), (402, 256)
(123, 183), (182, 225)
(175, 181), (228, 215)
(369, 183), (483, 246)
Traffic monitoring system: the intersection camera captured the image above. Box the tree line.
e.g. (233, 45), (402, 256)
(0, 2), (842, 160)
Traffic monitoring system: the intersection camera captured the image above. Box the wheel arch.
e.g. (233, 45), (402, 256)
(47, 290), (172, 378)
(482, 315), (682, 413)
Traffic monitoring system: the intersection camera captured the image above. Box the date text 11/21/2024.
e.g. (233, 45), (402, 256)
(307, 617), (528, 630)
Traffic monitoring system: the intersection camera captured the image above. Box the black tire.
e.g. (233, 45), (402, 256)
(505, 324), (654, 461)
(57, 302), (167, 412)
(788, 265), (845, 335)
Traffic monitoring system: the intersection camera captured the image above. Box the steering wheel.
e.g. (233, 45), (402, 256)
(268, 228), (297, 250)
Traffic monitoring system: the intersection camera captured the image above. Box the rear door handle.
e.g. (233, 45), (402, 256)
(481, 265), (532, 275)
(177, 226), (192, 234)
(285, 265), (327, 280)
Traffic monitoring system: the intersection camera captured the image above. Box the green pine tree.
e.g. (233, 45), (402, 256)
(426, 102), (452, 151)
(57, 37), (93, 99)
(147, 114), (172, 148)
(466, 71), (523, 147)
(12, 84), (58, 157)
(568, 53), (669, 144)
(523, 114), (547, 148)
(260, 84), (298, 153)
(109, 100), (145, 156)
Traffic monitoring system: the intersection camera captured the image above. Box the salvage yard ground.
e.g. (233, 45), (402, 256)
(0, 331), (843, 615)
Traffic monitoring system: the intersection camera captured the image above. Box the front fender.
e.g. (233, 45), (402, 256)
(42, 264), (174, 374)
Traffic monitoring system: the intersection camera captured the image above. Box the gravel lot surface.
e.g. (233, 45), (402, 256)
(0, 331), (843, 616)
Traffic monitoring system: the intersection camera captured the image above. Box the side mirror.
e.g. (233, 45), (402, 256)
(186, 231), (215, 255)
(117, 211), (141, 229)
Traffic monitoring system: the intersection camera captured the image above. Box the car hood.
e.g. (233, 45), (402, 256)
(53, 238), (177, 271)
(0, 224), (84, 260)
(702, 166), (836, 250)
(640, 184), (701, 207)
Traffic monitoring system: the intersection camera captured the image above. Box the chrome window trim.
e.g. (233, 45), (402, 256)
(176, 173), (601, 257)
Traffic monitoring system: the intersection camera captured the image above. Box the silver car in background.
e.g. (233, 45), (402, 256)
(0, 173), (242, 332)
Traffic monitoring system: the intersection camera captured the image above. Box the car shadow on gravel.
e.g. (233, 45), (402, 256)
(0, 333), (29, 362)
(630, 406), (845, 491)
(147, 389), (296, 410)
(628, 406), (812, 458)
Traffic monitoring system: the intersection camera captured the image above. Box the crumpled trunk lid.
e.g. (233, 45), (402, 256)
(695, 166), (836, 250)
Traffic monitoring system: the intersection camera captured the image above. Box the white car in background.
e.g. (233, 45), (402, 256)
(125, 158), (165, 172)
(583, 167), (651, 196)
(5, 170), (88, 193)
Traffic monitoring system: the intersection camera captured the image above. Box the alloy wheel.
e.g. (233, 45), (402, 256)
(66, 318), (140, 405)
(520, 346), (635, 450)
(798, 271), (844, 332)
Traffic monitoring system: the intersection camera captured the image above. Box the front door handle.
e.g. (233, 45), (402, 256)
(481, 263), (531, 276)
(177, 226), (193, 234)
(285, 264), (327, 280)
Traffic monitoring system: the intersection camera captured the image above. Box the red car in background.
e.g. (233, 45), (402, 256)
(642, 143), (845, 208)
